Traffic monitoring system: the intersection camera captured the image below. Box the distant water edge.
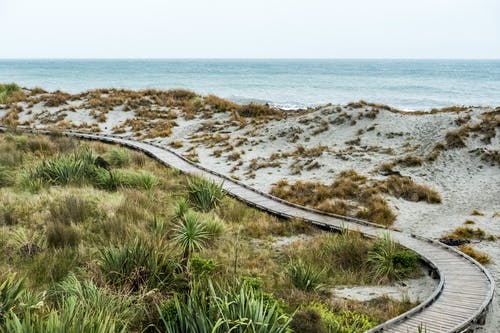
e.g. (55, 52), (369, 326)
(0, 59), (499, 110)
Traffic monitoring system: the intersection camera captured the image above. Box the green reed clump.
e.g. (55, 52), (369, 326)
(367, 233), (418, 281)
(187, 177), (224, 212)
(158, 281), (291, 333)
(99, 238), (179, 292)
(287, 258), (325, 291)
(2, 275), (137, 333)
(0, 83), (20, 104)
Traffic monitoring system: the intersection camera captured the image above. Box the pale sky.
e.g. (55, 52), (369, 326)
(0, 0), (499, 59)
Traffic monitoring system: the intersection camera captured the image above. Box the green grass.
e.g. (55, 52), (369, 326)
(0, 83), (20, 104)
(187, 177), (224, 212)
(0, 133), (416, 332)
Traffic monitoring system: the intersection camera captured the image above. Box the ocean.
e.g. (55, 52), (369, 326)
(0, 59), (499, 110)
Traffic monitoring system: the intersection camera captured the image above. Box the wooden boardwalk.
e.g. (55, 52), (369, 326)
(2, 127), (495, 333)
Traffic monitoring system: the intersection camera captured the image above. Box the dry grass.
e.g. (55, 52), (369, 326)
(270, 171), (396, 225)
(379, 176), (442, 203)
(271, 170), (441, 225)
(204, 95), (238, 112)
(471, 210), (484, 216)
(445, 128), (468, 149)
(444, 226), (486, 240)
(458, 245), (491, 264)
(169, 140), (184, 148)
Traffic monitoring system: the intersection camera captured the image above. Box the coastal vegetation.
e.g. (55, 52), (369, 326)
(0, 132), (419, 332)
(270, 170), (441, 226)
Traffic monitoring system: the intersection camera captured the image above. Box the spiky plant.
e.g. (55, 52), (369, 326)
(173, 211), (209, 268)
(187, 177), (224, 212)
(367, 232), (418, 281)
(287, 259), (325, 291)
(158, 281), (291, 333)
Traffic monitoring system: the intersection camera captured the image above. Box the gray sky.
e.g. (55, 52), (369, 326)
(1, 0), (499, 58)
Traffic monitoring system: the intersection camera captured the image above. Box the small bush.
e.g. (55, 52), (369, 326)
(187, 177), (224, 212)
(237, 102), (283, 118)
(287, 258), (325, 291)
(290, 308), (327, 333)
(307, 302), (375, 333)
(190, 256), (216, 277)
(202, 216), (225, 240)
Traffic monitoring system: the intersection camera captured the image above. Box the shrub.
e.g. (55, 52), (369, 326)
(174, 198), (189, 220)
(323, 231), (371, 269)
(290, 308), (327, 333)
(190, 256), (216, 277)
(2, 295), (127, 333)
(187, 177), (224, 212)
(46, 223), (80, 248)
(287, 258), (325, 291)
(26, 248), (80, 285)
(237, 103), (283, 118)
(367, 233), (418, 281)
(307, 302), (375, 333)
(99, 239), (178, 291)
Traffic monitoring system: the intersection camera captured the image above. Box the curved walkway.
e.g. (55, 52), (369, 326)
(3, 127), (495, 333)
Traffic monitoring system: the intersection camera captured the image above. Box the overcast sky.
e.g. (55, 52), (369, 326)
(0, 0), (499, 59)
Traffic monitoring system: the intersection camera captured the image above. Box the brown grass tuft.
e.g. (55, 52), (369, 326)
(458, 245), (491, 264)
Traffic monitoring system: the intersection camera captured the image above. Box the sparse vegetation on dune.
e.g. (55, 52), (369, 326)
(0, 133), (418, 332)
(270, 170), (441, 225)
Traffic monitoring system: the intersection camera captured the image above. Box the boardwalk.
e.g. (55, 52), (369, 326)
(2, 127), (494, 333)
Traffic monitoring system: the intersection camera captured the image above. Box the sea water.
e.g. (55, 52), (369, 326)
(0, 59), (499, 110)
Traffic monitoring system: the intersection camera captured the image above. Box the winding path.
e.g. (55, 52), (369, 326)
(2, 127), (495, 333)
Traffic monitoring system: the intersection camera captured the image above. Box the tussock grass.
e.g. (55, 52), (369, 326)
(459, 245), (491, 264)
(0, 83), (21, 104)
(444, 226), (487, 240)
(380, 176), (442, 203)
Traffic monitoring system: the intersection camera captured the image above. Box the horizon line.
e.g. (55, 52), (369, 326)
(1, 57), (500, 61)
